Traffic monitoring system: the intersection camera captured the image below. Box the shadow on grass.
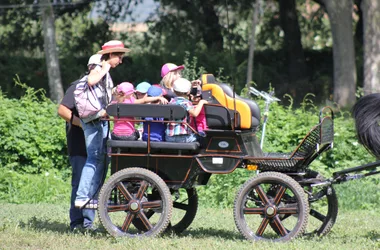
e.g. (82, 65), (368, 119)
(366, 230), (380, 241)
(19, 216), (108, 236)
(176, 227), (243, 240)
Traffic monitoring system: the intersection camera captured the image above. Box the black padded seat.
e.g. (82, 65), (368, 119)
(108, 140), (147, 149)
(107, 139), (200, 153)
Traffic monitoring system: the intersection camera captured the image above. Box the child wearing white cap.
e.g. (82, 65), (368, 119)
(165, 78), (208, 143)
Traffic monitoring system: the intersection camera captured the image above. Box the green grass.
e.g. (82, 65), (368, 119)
(1, 203), (380, 250)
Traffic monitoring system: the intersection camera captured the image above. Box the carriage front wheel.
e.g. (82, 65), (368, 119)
(233, 171), (309, 242)
(98, 167), (172, 238)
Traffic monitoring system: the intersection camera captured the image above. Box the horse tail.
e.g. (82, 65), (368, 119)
(352, 93), (380, 158)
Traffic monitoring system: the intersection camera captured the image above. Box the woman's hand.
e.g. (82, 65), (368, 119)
(100, 109), (108, 118)
(102, 60), (111, 72)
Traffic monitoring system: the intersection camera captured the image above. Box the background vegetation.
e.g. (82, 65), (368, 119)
(1, 0), (375, 106)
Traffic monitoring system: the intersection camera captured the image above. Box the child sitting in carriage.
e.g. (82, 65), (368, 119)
(111, 82), (167, 141)
(142, 85), (166, 142)
(165, 78), (208, 143)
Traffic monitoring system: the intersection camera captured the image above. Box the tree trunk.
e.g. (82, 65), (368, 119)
(321, 0), (356, 107)
(200, 2), (223, 51)
(246, 1), (262, 88)
(41, 0), (63, 102)
(278, 0), (308, 99)
(361, 0), (380, 94)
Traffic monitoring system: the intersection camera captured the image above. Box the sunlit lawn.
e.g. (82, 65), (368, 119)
(1, 203), (380, 250)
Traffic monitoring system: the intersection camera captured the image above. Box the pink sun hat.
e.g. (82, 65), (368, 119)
(117, 82), (135, 95)
(97, 40), (130, 54)
(161, 63), (185, 78)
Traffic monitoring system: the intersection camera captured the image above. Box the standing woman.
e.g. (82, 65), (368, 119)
(74, 40), (130, 208)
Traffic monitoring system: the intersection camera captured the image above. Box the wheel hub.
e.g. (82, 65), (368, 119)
(130, 201), (139, 211)
(266, 206), (276, 216)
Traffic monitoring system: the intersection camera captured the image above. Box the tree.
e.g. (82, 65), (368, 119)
(41, 0), (63, 102)
(361, 0), (380, 94)
(150, 0), (225, 52)
(278, 0), (308, 99)
(246, 0), (262, 87)
(314, 0), (357, 108)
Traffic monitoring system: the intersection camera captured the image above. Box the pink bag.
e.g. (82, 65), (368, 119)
(74, 75), (103, 120)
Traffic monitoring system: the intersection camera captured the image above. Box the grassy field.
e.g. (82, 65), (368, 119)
(1, 203), (380, 250)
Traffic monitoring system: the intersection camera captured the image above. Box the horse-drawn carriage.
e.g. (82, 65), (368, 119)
(95, 74), (376, 242)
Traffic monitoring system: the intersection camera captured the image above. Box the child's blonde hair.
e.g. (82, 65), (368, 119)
(160, 70), (180, 89)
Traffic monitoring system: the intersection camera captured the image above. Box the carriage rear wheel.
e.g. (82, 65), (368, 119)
(233, 172), (309, 242)
(303, 182), (338, 236)
(166, 188), (198, 234)
(133, 188), (198, 234)
(98, 168), (172, 238)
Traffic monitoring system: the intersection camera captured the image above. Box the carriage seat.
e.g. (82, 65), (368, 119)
(107, 140), (200, 153)
(106, 104), (200, 154)
(200, 74), (261, 131)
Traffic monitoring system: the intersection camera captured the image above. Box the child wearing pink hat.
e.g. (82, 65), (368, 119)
(160, 63), (203, 102)
(111, 82), (168, 141)
(160, 63), (184, 101)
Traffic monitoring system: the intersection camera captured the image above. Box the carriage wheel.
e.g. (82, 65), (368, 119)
(98, 168), (172, 237)
(166, 188), (198, 234)
(133, 188), (198, 234)
(233, 172), (309, 242)
(303, 183), (338, 236)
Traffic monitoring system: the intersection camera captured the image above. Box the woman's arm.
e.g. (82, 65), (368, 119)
(87, 61), (111, 86)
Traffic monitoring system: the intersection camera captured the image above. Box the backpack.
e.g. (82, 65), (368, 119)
(73, 75), (104, 122)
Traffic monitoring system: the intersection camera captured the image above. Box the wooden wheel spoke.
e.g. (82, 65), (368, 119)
(107, 204), (129, 212)
(173, 201), (189, 211)
(271, 216), (288, 236)
(141, 200), (162, 209)
(116, 182), (133, 201)
(310, 209), (326, 222)
(137, 211), (153, 230)
(278, 206), (298, 215)
(255, 185), (270, 204)
(243, 207), (265, 215)
(274, 186), (287, 205)
(255, 218), (269, 236)
(121, 213), (134, 232)
(144, 210), (155, 219)
(136, 181), (149, 200)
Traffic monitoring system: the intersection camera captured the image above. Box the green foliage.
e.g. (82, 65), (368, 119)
(181, 52), (206, 80)
(0, 169), (70, 204)
(336, 178), (380, 211)
(0, 76), (68, 174)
